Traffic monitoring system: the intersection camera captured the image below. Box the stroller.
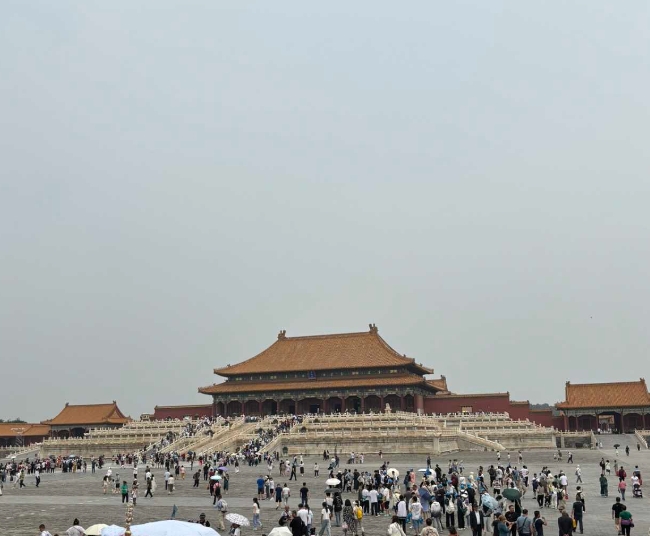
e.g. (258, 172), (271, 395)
(632, 483), (643, 498)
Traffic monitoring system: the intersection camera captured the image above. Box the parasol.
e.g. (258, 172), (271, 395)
(218, 466), (228, 471)
(482, 495), (498, 510)
(326, 478), (341, 486)
(100, 526), (126, 536)
(613, 444), (621, 449)
(85, 525), (108, 536)
(210, 475), (222, 480)
(387, 468), (400, 478)
(225, 513), (250, 526)
(502, 488), (521, 501)
(130, 520), (220, 535)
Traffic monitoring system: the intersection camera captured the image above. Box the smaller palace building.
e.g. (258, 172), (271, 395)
(199, 325), (446, 416)
(556, 379), (650, 432)
(42, 401), (131, 438)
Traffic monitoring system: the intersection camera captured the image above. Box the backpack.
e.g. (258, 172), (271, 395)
(355, 506), (363, 520)
(218, 499), (228, 511)
(432, 501), (442, 515)
(446, 499), (456, 514)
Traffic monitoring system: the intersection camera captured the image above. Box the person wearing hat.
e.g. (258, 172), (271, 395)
(198, 513), (211, 527)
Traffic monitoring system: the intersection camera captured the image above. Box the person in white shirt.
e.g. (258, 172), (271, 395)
(559, 474), (568, 491)
(388, 514), (407, 536)
(39, 524), (52, 536)
(319, 501), (332, 536)
(410, 496), (423, 533)
(369, 487), (379, 516)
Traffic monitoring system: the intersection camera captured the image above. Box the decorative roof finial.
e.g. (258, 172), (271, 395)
(369, 323), (378, 334)
(278, 329), (287, 340)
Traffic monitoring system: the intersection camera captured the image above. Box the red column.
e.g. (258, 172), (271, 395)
(400, 396), (405, 411)
(361, 398), (366, 414)
(380, 396), (384, 412)
(259, 400), (263, 415)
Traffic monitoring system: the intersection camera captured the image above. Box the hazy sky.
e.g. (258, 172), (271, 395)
(2, 2), (649, 422)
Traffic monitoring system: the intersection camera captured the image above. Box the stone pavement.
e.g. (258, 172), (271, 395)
(1, 443), (648, 536)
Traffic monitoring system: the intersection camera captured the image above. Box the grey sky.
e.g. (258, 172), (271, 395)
(1, 2), (649, 422)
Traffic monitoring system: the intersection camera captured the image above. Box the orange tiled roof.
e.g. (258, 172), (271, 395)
(199, 373), (430, 395)
(214, 326), (433, 377)
(0, 423), (51, 437)
(557, 379), (650, 409)
(427, 376), (448, 392)
(42, 402), (130, 426)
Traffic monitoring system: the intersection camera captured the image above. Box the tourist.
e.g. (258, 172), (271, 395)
(612, 497), (624, 535)
(257, 475), (265, 500)
(215, 496), (228, 530)
(230, 522), (242, 536)
(515, 509), (532, 536)
(619, 506), (633, 536)
(343, 499), (357, 536)
(557, 511), (572, 536)
(290, 509), (306, 536)
(131, 484), (138, 506)
(388, 514), (408, 536)
(275, 483), (283, 509)
(600, 473), (608, 497)
(618, 479), (626, 501)
(319, 500), (332, 536)
(168, 474), (175, 494)
(39, 523), (52, 536)
(421, 518), (439, 536)
(66, 518), (85, 536)
(314, 463), (319, 477)
(469, 503), (483, 536)
(300, 482), (309, 505)
(397, 494), (408, 532)
(334, 492), (343, 525)
(282, 483), (291, 506)
(252, 497), (262, 530)
(411, 495), (423, 534)
(532, 511), (545, 536)
(574, 466), (582, 484)
(268, 517), (292, 536)
(121, 480), (129, 503)
(198, 513), (211, 527)
(571, 495), (584, 534)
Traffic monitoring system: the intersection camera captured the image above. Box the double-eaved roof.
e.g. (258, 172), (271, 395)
(200, 326), (445, 396)
(42, 402), (130, 427)
(556, 379), (650, 409)
(212, 326), (433, 377)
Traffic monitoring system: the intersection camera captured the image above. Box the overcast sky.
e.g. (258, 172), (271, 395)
(2, 2), (649, 422)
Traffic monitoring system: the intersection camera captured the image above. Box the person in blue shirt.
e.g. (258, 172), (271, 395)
(257, 476), (265, 500)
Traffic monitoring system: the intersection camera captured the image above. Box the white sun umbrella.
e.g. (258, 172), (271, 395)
(325, 478), (341, 486)
(210, 474), (222, 480)
(225, 513), (250, 527)
(387, 468), (399, 478)
(100, 526), (126, 536)
(130, 520), (220, 535)
(85, 524), (108, 536)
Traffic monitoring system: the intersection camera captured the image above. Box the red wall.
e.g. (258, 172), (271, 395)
(424, 394), (511, 414)
(153, 405), (212, 420)
(423, 395), (563, 429)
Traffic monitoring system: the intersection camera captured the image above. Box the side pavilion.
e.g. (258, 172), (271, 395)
(556, 379), (650, 432)
(41, 401), (131, 437)
(199, 325), (447, 417)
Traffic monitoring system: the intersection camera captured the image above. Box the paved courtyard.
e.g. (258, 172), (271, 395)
(1, 440), (649, 536)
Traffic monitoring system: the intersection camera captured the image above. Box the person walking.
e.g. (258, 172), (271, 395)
(619, 506), (633, 536)
(121, 481), (129, 503)
(388, 514), (408, 536)
(469, 503), (484, 536)
(318, 501), (332, 536)
(612, 497), (624, 535)
(557, 512), (572, 536)
(618, 479), (626, 501)
(532, 511), (546, 536)
(600, 474), (608, 497)
(343, 499), (357, 536)
(571, 495), (584, 534)
(252, 497), (262, 530)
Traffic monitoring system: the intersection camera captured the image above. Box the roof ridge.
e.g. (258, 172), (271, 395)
(63, 402), (118, 407)
(569, 380), (647, 387)
(283, 331), (373, 341)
